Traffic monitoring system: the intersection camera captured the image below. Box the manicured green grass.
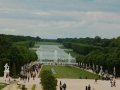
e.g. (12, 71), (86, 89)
(0, 83), (7, 89)
(37, 42), (61, 45)
(31, 84), (36, 90)
(40, 65), (99, 79)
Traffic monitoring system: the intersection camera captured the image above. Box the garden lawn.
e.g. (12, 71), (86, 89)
(0, 83), (7, 90)
(37, 42), (61, 45)
(40, 65), (99, 79)
(31, 85), (36, 90)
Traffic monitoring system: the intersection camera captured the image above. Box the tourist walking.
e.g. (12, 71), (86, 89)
(88, 84), (91, 90)
(62, 83), (67, 90)
(59, 81), (63, 90)
(85, 86), (88, 90)
(113, 80), (116, 87)
(110, 79), (113, 87)
(95, 78), (97, 84)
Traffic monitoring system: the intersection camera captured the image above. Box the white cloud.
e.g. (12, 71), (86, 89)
(33, 10), (120, 23)
(0, 28), (16, 34)
(0, 11), (120, 30)
(0, 7), (120, 38)
(33, 11), (51, 16)
(95, 0), (120, 3)
(29, 20), (86, 30)
(0, 0), (120, 39)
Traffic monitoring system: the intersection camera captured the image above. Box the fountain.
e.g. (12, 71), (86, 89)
(68, 53), (71, 64)
(40, 51), (43, 62)
(36, 45), (77, 65)
(54, 50), (58, 63)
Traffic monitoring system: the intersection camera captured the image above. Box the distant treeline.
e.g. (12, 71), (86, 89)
(57, 36), (120, 76)
(0, 34), (41, 42)
(0, 34), (39, 77)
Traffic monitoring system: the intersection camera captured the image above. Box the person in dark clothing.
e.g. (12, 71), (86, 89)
(59, 81), (62, 90)
(113, 80), (116, 87)
(86, 86), (88, 90)
(62, 83), (67, 90)
(110, 79), (113, 87)
(88, 84), (91, 90)
(60, 81), (62, 85)
(60, 84), (63, 90)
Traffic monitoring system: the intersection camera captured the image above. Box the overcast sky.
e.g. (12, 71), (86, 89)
(0, 0), (120, 39)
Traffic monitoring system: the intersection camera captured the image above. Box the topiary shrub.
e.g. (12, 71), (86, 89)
(21, 85), (27, 90)
(41, 70), (57, 90)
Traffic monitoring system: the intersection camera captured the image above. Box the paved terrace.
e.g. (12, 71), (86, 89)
(0, 77), (120, 90)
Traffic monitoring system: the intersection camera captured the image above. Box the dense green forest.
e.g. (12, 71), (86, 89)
(57, 36), (120, 77)
(0, 34), (40, 77)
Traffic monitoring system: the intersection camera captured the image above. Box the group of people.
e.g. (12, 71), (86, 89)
(85, 84), (91, 90)
(110, 79), (116, 87)
(20, 63), (41, 82)
(59, 81), (67, 90)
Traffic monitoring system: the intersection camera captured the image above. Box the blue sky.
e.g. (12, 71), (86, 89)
(0, 0), (120, 39)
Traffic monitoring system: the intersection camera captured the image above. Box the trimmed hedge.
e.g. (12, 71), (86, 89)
(41, 70), (57, 90)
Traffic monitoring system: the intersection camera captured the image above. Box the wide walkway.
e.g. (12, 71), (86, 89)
(57, 79), (120, 90)
(1, 77), (120, 90)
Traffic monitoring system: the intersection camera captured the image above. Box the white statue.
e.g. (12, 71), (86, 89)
(4, 63), (10, 79)
(21, 66), (24, 71)
(4, 63), (9, 71)
(113, 66), (116, 77)
(99, 66), (103, 76)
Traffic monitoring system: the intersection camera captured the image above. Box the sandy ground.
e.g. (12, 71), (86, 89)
(1, 77), (120, 90)
(57, 79), (120, 90)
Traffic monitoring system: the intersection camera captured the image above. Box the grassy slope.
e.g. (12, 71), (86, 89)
(40, 65), (99, 79)
(0, 84), (7, 89)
